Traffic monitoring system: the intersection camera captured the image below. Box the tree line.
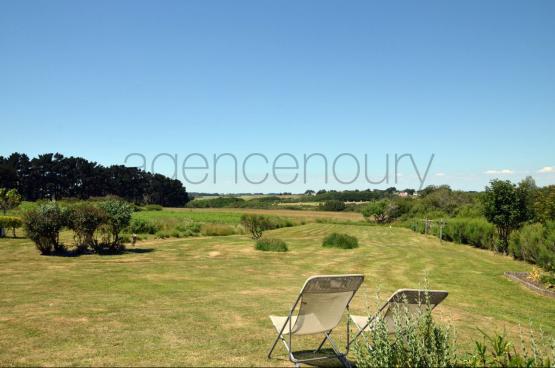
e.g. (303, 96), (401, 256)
(0, 153), (189, 207)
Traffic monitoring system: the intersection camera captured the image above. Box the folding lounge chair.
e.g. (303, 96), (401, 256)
(267, 274), (365, 368)
(349, 289), (448, 343)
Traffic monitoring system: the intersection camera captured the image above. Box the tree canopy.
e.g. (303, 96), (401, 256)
(0, 153), (189, 207)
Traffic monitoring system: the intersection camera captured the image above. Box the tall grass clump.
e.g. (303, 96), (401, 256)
(255, 238), (288, 252)
(200, 223), (238, 236)
(322, 232), (358, 249)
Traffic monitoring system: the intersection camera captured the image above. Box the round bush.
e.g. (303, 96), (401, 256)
(22, 202), (67, 255)
(322, 232), (359, 249)
(255, 238), (288, 252)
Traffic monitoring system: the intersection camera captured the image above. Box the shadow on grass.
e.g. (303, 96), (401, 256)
(43, 247), (155, 257)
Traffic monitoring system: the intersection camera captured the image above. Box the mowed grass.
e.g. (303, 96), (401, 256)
(1, 223), (554, 366)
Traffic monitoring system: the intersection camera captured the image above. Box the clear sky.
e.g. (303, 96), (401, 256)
(1, 0), (554, 193)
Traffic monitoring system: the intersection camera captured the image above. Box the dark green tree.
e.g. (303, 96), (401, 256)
(482, 180), (527, 253)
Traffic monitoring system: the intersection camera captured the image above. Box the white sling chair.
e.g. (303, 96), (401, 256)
(267, 274), (364, 367)
(349, 289), (448, 343)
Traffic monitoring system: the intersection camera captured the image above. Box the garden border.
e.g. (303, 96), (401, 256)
(504, 272), (555, 299)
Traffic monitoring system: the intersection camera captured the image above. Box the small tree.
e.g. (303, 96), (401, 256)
(482, 180), (527, 253)
(0, 188), (22, 237)
(22, 202), (67, 255)
(362, 200), (389, 223)
(0, 216), (22, 238)
(99, 199), (133, 249)
(0, 188), (22, 215)
(240, 214), (271, 239)
(534, 185), (555, 223)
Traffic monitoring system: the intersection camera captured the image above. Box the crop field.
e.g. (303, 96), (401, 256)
(1, 218), (553, 366)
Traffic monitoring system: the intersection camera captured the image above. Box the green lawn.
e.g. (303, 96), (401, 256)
(1, 223), (553, 366)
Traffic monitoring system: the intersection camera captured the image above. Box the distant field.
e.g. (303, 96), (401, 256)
(1, 221), (552, 366)
(168, 207), (365, 222)
(134, 209), (244, 224)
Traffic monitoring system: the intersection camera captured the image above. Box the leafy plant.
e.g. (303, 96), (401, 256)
(463, 329), (555, 367)
(0, 216), (22, 237)
(240, 214), (272, 239)
(322, 232), (358, 249)
(22, 202), (67, 255)
(128, 218), (160, 234)
(482, 180), (528, 254)
(0, 188), (22, 215)
(67, 203), (107, 252)
(362, 200), (389, 223)
(354, 292), (455, 368)
(98, 200), (133, 249)
(255, 238), (288, 252)
(320, 200), (346, 212)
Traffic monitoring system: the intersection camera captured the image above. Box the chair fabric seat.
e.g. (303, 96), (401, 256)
(269, 315), (297, 335)
(349, 315), (372, 332)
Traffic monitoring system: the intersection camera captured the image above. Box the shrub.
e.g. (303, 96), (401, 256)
(155, 230), (171, 239)
(98, 200), (133, 249)
(176, 222), (201, 235)
(462, 330), (555, 367)
(22, 202), (67, 255)
(144, 204), (163, 211)
(200, 223), (237, 236)
(128, 218), (160, 234)
(354, 293), (455, 368)
(322, 232), (359, 249)
(0, 216), (22, 237)
(443, 218), (496, 250)
(510, 222), (555, 271)
(255, 238), (288, 252)
(320, 200), (346, 212)
(408, 217), (496, 250)
(354, 289), (555, 368)
(170, 230), (182, 238)
(67, 203), (107, 252)
(240, 214), (272, 239)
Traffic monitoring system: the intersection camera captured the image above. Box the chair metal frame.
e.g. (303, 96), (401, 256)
(348, 289), (448, 345)
(267, 276), (363, 368)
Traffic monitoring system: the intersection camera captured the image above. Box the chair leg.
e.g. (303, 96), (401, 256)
(324, 332), (352, 368)
(314, 332), (329, 353)
(267, 333), (282, 359)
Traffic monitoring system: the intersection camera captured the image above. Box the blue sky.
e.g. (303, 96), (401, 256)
(1, 0), (554, 193)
